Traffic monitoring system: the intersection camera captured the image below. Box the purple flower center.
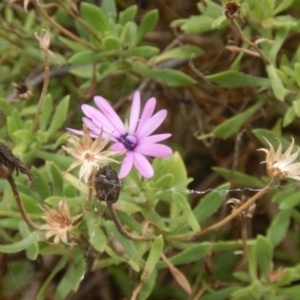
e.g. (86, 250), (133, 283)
(119, 134), (137, 151)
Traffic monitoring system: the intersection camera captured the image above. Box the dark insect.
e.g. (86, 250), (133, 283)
(94, 166), (121, 203)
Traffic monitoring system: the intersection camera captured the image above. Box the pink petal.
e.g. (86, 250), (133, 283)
(135, 144), (172, 157)
(128, 91), (141, 134)
(94, 96), (126, 134)
(136, 110), (167, 138)
(119, 152), (134, 178)
(133, 152), (154, 178)
(82, 105), (121, 138)
(67, 128), (84, 135)
(139, 133), (172, 144)
(82, 118), (119, 142)
(111, 142), (127, 152)
(137, 97), (156, 132)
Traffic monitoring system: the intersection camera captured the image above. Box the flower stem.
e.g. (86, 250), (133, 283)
(32, 47), (49, 133)
(7, 175), (39, 231)
(230, 19), (271, 64)
(106, 202), (154, 241)
(86, 173), (95, 202)
(168, 178), (276, 241)
(31, 0), (95, 50)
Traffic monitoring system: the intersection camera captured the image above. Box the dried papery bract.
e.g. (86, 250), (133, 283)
(39, 199), (83, 245)
(95, 166), (121, 203)
(258, 137), (300, 181)
(62, 124), (120, 184)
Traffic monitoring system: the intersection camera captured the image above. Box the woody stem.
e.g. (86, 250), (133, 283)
(7, 175), (39, 231)
(106, 202), (154, 241)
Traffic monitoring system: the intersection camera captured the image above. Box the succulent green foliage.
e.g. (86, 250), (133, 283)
(1, 0), (300, 299)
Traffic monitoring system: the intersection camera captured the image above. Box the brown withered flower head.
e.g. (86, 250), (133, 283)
(223, 1), (241, 19)
(39, 199), (83, 245)
(258, 137), (300, 181)
(12, 82), (32, 101)
(95, 166), (121, 203)
(0, 142), (32, 180)
(62, 124), (120, 184)
(226, 198), (256, 219)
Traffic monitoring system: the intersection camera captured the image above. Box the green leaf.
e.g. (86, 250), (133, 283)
(101, 0), (117, 18)
(68, 50), (117, 64)
(80, 2), (108, 34)
(181, 15), (214, 34)
(58, 36), (87, 52)
(136, 9), (159, 44)
(266, 64), (285, 100)
(167, 243), (211, 266)
(0, 232), (37, 253)
(103, 36), (121, 51)
(47, 95), (70, 136)
(55, 247), (86, 299)
(279, 285), (300, 300)
(269, 27), (290, 63)
(206, 70), (270, 88)
(255, 235), (273, 278)
(210, 100), (265, 139)
(105, 221), (139, 259)
(141, 235), (163, 282)
(133, 62), (196, 86)
(267, 209), (291, 246)
(13, 129), (36, 143)
(47, 162), (63, 196)
(212, 167), (265, 188)
(120, 21), (138, 47)
(252, 129), (291, 149)
(124, 46), (160, 58)
(200, 286), (241, 300)
(172, 183), (229, 235)
(0, 99), (14, 116)
(172, 191), (200, 232)
(283, 105), (296, 127)
(119, 5), (137, 25)
(37, 256), (68, 300)
(194, 183), (230, 223)
(39, 94), (52, 131)
(18, 221), (38, 260)
(138, 270), (157, 300)
(85, 212), (107, 252)
(153, 45), (204, 64)
(31, 167), (52, 199)
(279, 190), (300, 210)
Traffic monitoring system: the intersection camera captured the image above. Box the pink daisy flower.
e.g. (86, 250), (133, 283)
(69, 91), (172, 178)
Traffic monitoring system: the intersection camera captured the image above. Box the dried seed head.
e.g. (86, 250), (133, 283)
(94, 166), (121, 203)
(12, 82), (32, 100)
(62, 124), (120, 184)
(39, 199), (83, 245)
(35, 29), (50, 50)
(258, 137), (300, 181)
(223, 1), (241, 19)
(0, 143), (32, 180)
